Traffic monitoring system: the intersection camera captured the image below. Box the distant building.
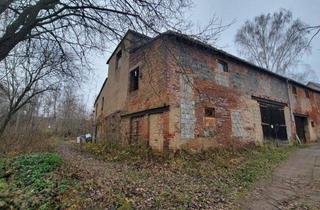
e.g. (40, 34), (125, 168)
(94, 30), (320, 151)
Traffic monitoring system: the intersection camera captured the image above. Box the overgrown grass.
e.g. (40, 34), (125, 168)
(80, 142), (157, 162)
(0, 153), (76, 209)
(1, 142), (298, 209)
(79, 141), (298, 208)
(234, 145), (294, 189)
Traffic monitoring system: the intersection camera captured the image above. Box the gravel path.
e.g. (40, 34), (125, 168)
(240, 143), (320, 210)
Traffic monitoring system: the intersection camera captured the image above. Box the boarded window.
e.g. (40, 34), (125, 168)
(292, 86), (297, 95)
(231, 111), (244, 137)
(305, 89), (310, 98)
(259, 103), (287, 140)
(205, 107), (215, 117)
(218, 60), (228, 72)
(129, 67), (139, 92)
(116, 50), (122, 69)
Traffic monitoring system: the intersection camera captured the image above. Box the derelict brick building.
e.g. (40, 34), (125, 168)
(94, 30), (320, 151)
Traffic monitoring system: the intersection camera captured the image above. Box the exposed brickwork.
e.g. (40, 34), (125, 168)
(94, 31), (320, 151)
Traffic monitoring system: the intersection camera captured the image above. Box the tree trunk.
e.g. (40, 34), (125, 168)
(0, 112), (12, 138)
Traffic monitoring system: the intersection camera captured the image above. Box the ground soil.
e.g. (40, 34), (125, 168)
(239, 143), (320, 210)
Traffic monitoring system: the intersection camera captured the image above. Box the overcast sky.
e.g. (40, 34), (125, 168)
(81, 0), (320, 110)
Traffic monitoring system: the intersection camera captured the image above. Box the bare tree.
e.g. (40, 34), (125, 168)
(1, 0), (189, 137)
(0, 39), (78, 136)
(56, 85), (90, 137)
(0, 0), (229, 136)
(235, 9), (311, 76)
(0, 0), (195, 63)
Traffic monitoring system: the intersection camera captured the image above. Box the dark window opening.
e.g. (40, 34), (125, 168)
(101, 97), (104, 111)
(218, 60), (228, 72)
(205, 107), (215, 117)
(116, 50), (122, 70)
(292, 86), (297, 95)
(305, 89), (310, 98)
(311, 121), (315, 127)
(129, 67), (139, 92)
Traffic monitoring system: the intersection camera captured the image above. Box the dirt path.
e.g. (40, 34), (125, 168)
(56, 142), (231, 209)
(240, 143), (320, 210)
(56, 142), (320, 209)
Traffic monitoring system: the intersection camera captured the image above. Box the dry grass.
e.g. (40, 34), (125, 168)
(64, 141), (298, 209)
(0, 139), (299, 209)
(0, 128), (58, 157)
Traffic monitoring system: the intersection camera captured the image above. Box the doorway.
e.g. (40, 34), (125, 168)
(294, 115), (307, 143)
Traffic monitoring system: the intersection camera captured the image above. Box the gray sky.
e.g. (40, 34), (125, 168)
(82, 0), (320, 110)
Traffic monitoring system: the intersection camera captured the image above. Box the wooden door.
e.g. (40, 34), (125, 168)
(130, 117), (141, 144)
(260, 103), (288, 141)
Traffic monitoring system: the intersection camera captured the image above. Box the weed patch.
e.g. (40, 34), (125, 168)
(0, 153), (77, 209)
(80, 142), (160, 163)
(75, 141), (298, 208)
(234, 145), (294, 189)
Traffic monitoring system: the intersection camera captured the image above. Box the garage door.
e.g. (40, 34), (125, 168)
(260, 103), (288, 141)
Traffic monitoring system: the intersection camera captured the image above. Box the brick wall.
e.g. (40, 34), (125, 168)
(165, 36), (319, 150)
